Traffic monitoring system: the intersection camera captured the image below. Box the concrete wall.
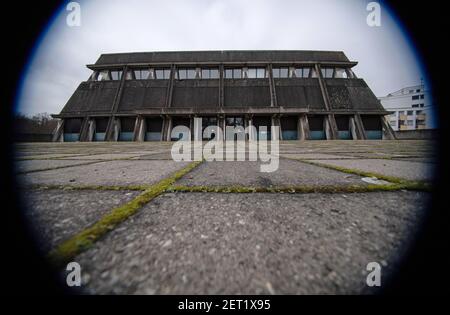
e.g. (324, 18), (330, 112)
(394, 129), (438, 140)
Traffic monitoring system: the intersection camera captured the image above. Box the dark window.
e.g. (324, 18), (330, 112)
(412, 104), (419, 108)
(420, 94), (425, 99)
(361, 116), (382, 130)
(412, 95), (419, 100)
(95, 118), (109, 132)
(308, 116), (324, 131)
(407, 111), (414, 115)
(146, 117), (163, 132)
(120, 118), (135, 132)
(64, 118), (82, 133)
(335, 116), (350, 131)
(280, 116), (297, 130)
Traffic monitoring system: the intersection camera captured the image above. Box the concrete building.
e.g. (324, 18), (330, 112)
(52, 50), (395, 142)
(379, 84), (435, 131)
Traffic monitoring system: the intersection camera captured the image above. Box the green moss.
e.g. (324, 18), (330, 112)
(48, 160), (202, 267)
(169, 182), (431, 194)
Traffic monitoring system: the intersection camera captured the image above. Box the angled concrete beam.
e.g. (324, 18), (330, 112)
(52, 119), (64, 142)
(298, 114), (310, 141)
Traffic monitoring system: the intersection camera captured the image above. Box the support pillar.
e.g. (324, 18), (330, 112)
(87, 119), (95, 142)
(324, 114), (338, 140)
(164, 116), (173, 141)
(79, 117), (90, 141)
(271, 116), (282, 140)
(247, 117), (255, 141)
(133, 116), (146, 142)
(353, 114), (366, 140)
(52, 119), (64, 142)
(298, 114), (310, 141)
(381, 116), (396, 140)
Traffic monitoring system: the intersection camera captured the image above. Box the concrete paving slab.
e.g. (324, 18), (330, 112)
(15, 159), (93, 173)
(305, 159), (435, 181)
(177, 159), (366, 187)
(75, 191), (429, 294)
(24, 189), (140, 253)
(281, 153), (357, 160)
(60, 153), (144, 160)
(19, 160), (190, 187)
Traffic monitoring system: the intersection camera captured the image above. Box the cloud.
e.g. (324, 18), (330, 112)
(17, 0), (426, 115)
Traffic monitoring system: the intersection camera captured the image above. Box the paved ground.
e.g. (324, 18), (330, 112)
(15, 140), (436, 294)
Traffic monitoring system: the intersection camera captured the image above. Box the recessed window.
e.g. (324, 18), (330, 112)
(412, 95), (419, 100)
(334, 68), (348, 79)
(272, 67), (289, 78)
(201, 68), (219, 79)
(407, 111), (414, 115)
(225, 68), (243, 79)
(420, 94), (425, 99)
(155, 69), (171, 80)
(294, 67), (311, 78)
(247, 68), (266, 79)
(110, 70), (123, 80)
(133, 69), (150, 80)
(407, 120), (414, 126)
(321, 67), (334, 78)
(177, 68), (197, 80)
(412, 104), (419, 108)
(97, 70), (111, 81)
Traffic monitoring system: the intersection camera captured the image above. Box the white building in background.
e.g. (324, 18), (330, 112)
(378, 84), (436, 131)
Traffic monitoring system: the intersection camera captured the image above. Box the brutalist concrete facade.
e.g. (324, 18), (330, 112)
(52, 50), (395, 142)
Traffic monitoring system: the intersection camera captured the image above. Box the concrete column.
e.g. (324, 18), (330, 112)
(268, 64), (277, 107)
(271, 116), (282, 140)
(349, 116), (358, 140)
(79, 117), (90, 141)
(112, 118), (120, 142)
(52, 119), (64, 142)
(381, 116), (396, 140)
(87, 119), (95, 142)
(217, 116), (225, 140)
(247, 118), (255, 141)
(353, 114), (366, 140)
(298, 114), (310, 141)
(134, 116), (146, 142)
(324, 114), (338, 140)
(164, 116), (173, 141)
(193, 117), (202, 142)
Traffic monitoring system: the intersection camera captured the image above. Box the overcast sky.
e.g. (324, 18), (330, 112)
(16, 0), (427, 116)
